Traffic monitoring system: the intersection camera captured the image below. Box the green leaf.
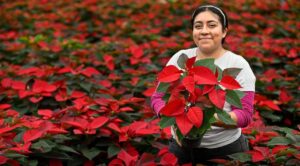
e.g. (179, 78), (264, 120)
(222, 68), (242, 78)
(226, 90), (242, 109)
(79, 82), (93, 92)
(175, 127), (184, 142)
(286, 133), (298, 143)
(267, 137), (292, 146)
(13, 130), (25, 143)
(81, 147), (101, 160)
(275, 156), (288, 164)
(215, 108), (236, 125)
(37, 151), (72, 160)
(194, 58), (216, 73)
(157, 82), (169, 93)
(235, 90), (245, 98)
(29, 160), (38, 166)
(177, 53), (188, 69)
(89, 105), (100, 110)
(159, 116), (175, 128)
(276, 148), (297, 156)
(293, 142), (300, 147)
(216, 66), (223, 81)
(5, 153), (27, 158)
(162, 93), (170, 103)
(196, 108), (215, 135)
(286, 159), (300, 166)
(260, 111), (282, 122)
(31, 140), (55, 153)
(108, 145), (121, 158)
(34, 34), (46, 43)
(52, 134), (72, 143)
(57, 145), (79, 154)
(229, 152), (252, 162)
(273, 127), (294, 135)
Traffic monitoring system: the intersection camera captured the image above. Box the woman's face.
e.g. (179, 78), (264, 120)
(192, 10), (227, 53)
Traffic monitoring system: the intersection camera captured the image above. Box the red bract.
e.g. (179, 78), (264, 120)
(129, 45), (144, 65)
(11, 80), (26, 90)
(1, 78), (12, 88)
(61, 116), (89, 130)
(23, 129), (44, 143)
(160, 153), (178, 166)
(259, 100), (281, 111)
(187, 107), (203, 128)
(160, 99), (185, 116)
(186, 57), (196, 70)
(272, 145), (288, 154)
(37, 109), (53, 119)
(70, 90), (86, 98)
(0, 156), (8, 165)
(247, 150), (265, 162)
(117, 149), (138, 166)
(130, 45), (143, 58)
(176, 114), (193, 135)
(17, 67), (39, 75)
(182, 75), (195, 94)
(279, 88), (293, 103)
(9, 142), (32, 154)
(193, 66), (218, 85)
(103, 54), (115, 70)
(161, 99), (203, 135)
(109, 159), (123, 166)
(208, 88), (226, 109)
(32, 79), (57, 93)
(0, 125), (18, 135)
(81, 67), (100, 77)
(119, 121), (160, 142)
(89, 116), (109, 129)
(107, 122), (121, 133)
(29, 96), (43, 103)
(220, 76), (241, 90)
(158, 66), (182, 83)
(0, 104), (11, 110)
(55, 89), (68, 101)
(23, 121), (53, 143)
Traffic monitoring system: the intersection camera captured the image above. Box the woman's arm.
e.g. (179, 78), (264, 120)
(213, 91), (255, 128)
(150, 91), (166, 117)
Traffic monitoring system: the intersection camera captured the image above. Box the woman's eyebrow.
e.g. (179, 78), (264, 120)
(194, 20), (218, 24)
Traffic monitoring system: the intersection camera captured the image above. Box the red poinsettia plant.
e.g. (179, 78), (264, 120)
(157, 53), (244, 143)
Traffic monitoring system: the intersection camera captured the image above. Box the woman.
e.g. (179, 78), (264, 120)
(151, 4), (256, 165)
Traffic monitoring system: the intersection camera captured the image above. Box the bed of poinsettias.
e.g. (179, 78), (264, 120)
(0, 0), (299, 165)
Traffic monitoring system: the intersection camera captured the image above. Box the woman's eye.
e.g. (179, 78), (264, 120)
(195, 25), (202, 29)
(209, 24), (216, 27)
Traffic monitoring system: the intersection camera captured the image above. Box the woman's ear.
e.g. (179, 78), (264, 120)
(222, 28), (228, 38)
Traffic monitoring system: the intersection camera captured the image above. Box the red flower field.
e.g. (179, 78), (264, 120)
(0, 0), (299, 165)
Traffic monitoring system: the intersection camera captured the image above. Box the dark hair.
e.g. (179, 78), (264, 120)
(191, 5), (228, 44)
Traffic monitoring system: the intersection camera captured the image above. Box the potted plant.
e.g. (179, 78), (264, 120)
(156, 53), (244, 148)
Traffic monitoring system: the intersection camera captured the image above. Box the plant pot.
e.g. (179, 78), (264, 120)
(181, 136), (203, 148)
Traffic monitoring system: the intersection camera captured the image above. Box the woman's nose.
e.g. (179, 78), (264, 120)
(201, 25), (209, 34)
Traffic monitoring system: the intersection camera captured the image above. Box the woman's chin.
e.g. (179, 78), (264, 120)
(198, 46), (214, 53)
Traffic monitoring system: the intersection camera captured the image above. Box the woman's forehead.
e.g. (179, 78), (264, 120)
(194, 11), (220, 22)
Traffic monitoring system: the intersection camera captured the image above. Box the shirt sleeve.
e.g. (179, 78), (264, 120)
(150, 91), (165, 117)
(231, 91), (255, 128)
(235, 58), (256, 91)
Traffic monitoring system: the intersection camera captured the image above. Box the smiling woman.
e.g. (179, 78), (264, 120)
(151, 4), (256, 165)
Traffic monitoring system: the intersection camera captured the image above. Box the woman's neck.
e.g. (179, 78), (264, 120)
(196, 47), (227, 60)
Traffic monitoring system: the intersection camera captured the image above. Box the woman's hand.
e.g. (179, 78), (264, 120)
(212, 112), (238, 129)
